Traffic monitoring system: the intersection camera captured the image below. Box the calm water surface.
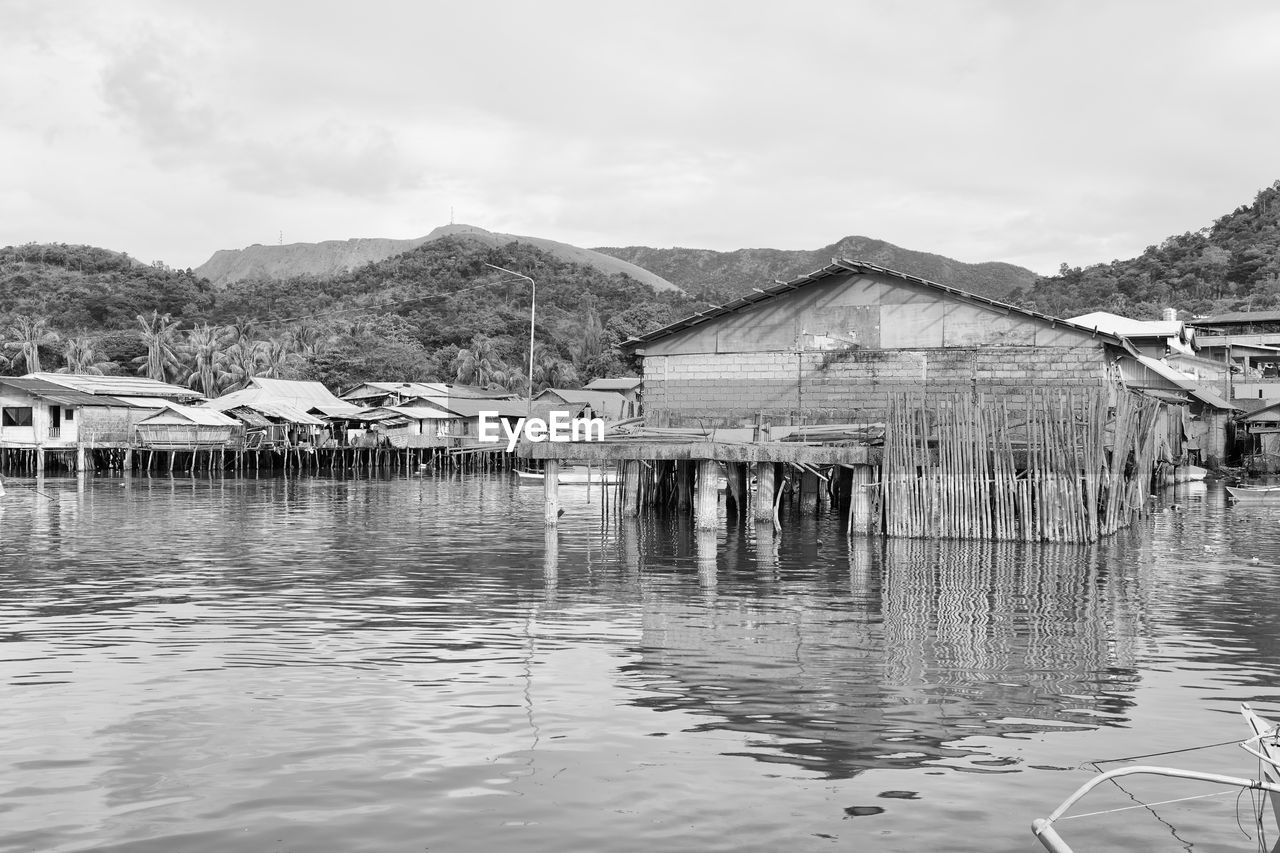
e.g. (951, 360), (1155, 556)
(2, 474), (1280, 852)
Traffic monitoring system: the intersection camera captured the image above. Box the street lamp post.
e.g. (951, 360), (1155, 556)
(483, 263), (536, 415)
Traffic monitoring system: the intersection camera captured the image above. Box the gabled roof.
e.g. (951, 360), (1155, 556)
(1244, 401), (1280, 422)
(534, 388), (628, 417)
(27, 372), (202, 400)
(434, 398), (534, 419)
(138, 404), (240, 426)
(246, 377), (348, 407)
(341, 381), (446, 400)
(622, 259), (1131, 351)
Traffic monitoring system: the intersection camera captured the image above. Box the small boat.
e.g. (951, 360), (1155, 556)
(1032, 704), (1280, 851)
(1226, 483), (1280, 501)
(516, 465), (619, 486)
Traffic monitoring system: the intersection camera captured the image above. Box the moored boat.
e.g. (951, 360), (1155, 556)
(1226, 483), (1280, 501)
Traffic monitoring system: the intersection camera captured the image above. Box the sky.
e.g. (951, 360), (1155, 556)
(5, 0), (1280, 276)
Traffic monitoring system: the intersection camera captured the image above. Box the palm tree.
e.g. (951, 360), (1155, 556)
(58, 336), (113, 375)
(452, 335), (503, 388)
(4, 315), (59, 374)
(531, 342), (579, 394)
(224, 339), (264, 391)
(259, 338), (297, 378)
(179, 323), (232, 398)
(286, 322), (324, 359)
(135, 311), (182, 381)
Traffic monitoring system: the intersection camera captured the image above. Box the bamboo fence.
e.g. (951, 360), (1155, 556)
(882, 387), (1165, 542)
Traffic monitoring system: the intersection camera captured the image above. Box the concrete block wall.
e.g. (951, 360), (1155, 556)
(643, 346), (1110, 426)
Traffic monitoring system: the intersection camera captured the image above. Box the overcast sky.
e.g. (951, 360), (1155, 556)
(5, 0), (1280, 276)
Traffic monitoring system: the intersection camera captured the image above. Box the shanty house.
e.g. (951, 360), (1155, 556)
(135, 404), (242, 449)
(533, 388), (630, 420)
(622, 260), (1144, 428)
(1, 374), (201, 450)
(583, 377), (642, 417)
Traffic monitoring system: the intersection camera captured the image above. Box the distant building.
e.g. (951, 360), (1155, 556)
(1068, 311), (1196, 358)
(583, 377), (642, 417)
(533, 387), (631, 420)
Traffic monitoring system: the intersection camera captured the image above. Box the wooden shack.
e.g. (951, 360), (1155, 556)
(135, 404), (241, 449)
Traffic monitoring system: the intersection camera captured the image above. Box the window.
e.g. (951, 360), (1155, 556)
(2, 407), (33, 427)
(64, 407), (74, 422)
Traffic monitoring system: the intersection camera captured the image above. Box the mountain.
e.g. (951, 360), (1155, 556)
(594, 235), (1039, 302)
(195, 224), (681, 293)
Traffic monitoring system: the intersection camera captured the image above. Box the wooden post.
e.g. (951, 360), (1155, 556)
(544, 459), (560, 526)
(35, 448), (45, 475)
(676, 460), (692, 511)
(848, 464), (873, 536)
(725, 461), (747, 518)
(622, 460), (641, 517)
(695, 459), (719, 530)
(123, 447), (133, 474)
(75, 443), (87, 474)
(754, 461), (775, 523)
(800, 468), (819, 515)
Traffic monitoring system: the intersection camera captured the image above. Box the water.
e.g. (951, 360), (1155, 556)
(2, 475), (1280, 852)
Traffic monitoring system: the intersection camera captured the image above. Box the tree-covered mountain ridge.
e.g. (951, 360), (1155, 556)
(0, 237), (698, 394)
(1011, 180), (1280, 320)
(195, 223), (682, 294)
(595, 235), (1040, 302)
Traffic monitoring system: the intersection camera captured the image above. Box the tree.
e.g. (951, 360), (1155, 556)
(58, 336), (114, 374)
(135, 311), (182, 382)
(179, 323), (232, 397)
(4, 315), (59, 373)
(452, 335), (505, 388)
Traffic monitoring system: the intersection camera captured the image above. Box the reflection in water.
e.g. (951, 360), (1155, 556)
(625, 530), (1149, 778)
(0, 475), (1276, 853)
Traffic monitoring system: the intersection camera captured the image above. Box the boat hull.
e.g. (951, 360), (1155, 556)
(1226, 485), (1280, 501)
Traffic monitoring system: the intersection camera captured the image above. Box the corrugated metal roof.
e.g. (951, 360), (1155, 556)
(138, 404), (240, 426)
(110, 396), (173, 408)
(309, 403), (367, 417)
(28, 372), (202, 399)
(534, 389), (628, 417)
(0, 378), (121, 407)
(622, 259), (1131, 352)
(247, 377), (349, 408)
(1193, 310), (1280, 325)
(1134, 356), (1239, 411)
(584, 377), (642, 391)
(1068, 311), (1185, 339)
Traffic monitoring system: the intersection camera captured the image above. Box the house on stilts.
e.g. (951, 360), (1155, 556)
(523, 260), (1194, 542)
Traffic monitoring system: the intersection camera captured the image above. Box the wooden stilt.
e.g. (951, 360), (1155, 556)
(544, 459), (560, 526)
(695, 459), (719, 530)
(754, 461), (775, 523)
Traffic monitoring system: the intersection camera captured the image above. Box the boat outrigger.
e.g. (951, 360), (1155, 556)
(1032, 705), (1280, 852)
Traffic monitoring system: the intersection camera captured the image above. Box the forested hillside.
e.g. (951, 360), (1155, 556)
(1011, 181), (1280, 319)
(0, 237), (697, 395)
(597, 235), (1039, 302)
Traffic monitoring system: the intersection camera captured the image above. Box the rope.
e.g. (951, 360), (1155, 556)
(1060, 788), (1239, 820)
(1088, 737), (1245, 766)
